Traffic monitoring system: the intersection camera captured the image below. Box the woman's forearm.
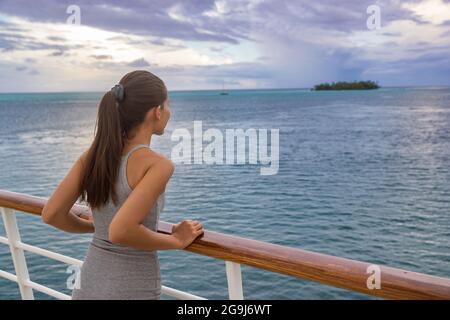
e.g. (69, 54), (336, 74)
(109, 224), (182, 251)
(43, 211), (94, 233)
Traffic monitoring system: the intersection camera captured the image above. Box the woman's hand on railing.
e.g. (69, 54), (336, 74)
(172, 220), (204, 249)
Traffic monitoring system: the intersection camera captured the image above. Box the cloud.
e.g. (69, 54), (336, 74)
(91, 54), (113, 60)
(127, 58), (151, 67)
(402, 0), (450, 25)
(13, 65), (39, 75)
(49, 50), (64, 56)
(47, 35), (66, 42)
(0, 0), (449, 91)
(0, 0), (249, 43)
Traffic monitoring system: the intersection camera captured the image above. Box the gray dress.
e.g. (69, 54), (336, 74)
(72, 144), (165, 300)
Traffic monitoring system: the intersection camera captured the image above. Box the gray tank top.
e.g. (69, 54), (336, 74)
(90, 144), (165, 256)
(71, 144), (164, 299)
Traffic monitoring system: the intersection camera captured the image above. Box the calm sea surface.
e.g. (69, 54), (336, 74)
(0, 88), (449, 299)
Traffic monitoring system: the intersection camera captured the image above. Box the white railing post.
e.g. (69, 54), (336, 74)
(225, 261), (244, 299)
(1, 208), (34, 300)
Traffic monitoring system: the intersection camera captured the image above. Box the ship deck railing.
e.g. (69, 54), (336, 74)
(1, 189), (450, 300)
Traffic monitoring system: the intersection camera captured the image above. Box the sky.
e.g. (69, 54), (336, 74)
(0, 0), (449, 92)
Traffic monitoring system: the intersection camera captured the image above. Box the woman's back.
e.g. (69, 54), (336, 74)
(72, 144), (165, 299)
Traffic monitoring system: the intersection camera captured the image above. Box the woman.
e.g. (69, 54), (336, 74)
(41, 70), (204, 300)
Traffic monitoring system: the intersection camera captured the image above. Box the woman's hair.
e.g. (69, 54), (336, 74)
(80, 70), (168, 209)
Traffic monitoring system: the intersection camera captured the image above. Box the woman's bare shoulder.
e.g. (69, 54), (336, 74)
(128, 148), (174, 189)
(78, 149), (90, 169)
(132, 147), (172, 168)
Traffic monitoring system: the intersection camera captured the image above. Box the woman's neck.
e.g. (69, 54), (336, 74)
(125, 131), (153, 149)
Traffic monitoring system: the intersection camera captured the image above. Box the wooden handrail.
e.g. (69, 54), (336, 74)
(1, 189), (450, 300)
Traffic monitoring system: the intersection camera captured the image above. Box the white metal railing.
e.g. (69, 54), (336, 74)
(0, 207), (244, 300)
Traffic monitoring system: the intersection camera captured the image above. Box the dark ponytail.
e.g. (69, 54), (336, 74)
(80, 70), (167, 209)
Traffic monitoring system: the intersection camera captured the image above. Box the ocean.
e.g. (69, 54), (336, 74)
(0, 87), (449, 299)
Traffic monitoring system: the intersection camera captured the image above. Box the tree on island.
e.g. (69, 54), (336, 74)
(313, 80), (380, 90)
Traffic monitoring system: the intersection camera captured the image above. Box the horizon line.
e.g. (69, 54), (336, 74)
(1, 84), (450, 95)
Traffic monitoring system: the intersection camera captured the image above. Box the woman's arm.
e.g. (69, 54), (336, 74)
(108, 158), (182, 250)
(41, 151), (94, 233)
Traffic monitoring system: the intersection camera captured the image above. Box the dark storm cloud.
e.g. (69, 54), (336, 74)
(0, 1), (441, 44)
(0, 0), (248, 43)
(0, 0), (437, 50)
(0, 0), (449, 88)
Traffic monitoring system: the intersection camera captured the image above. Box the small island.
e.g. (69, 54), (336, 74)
(313, 80), (380, 91)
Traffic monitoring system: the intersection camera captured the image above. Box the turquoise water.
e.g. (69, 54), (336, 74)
(0, 88), (449, 299)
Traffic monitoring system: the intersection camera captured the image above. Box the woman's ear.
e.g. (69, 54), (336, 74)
(154, 105), (162, 120)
